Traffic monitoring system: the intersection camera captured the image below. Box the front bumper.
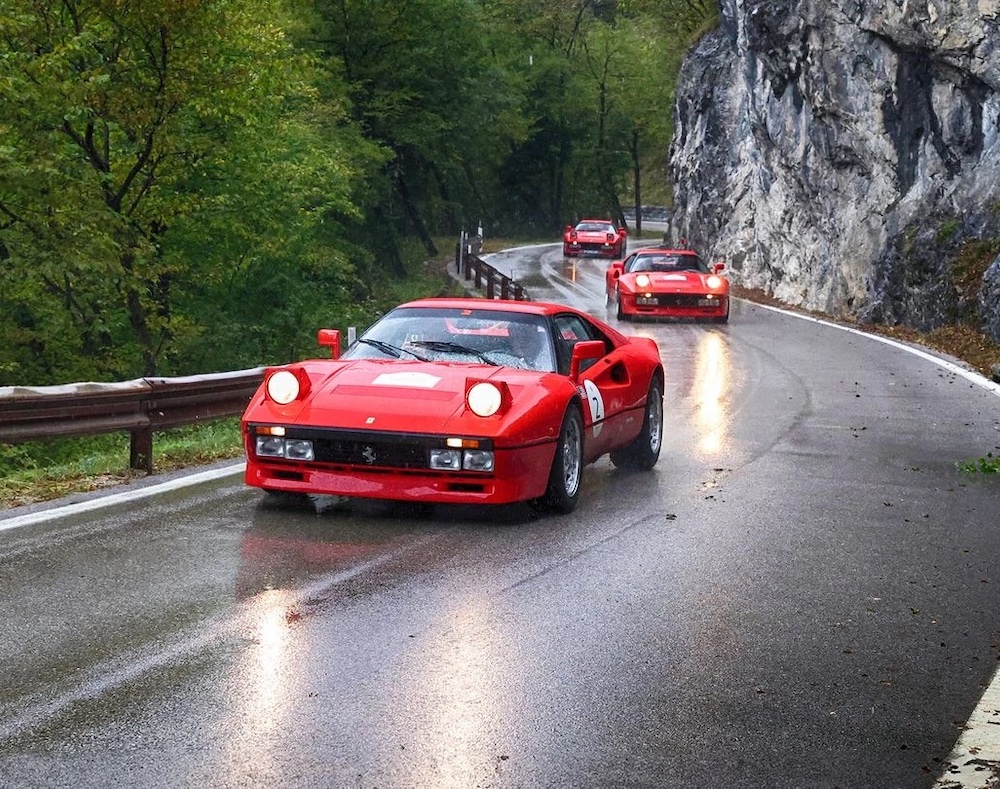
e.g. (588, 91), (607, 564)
(564, 240), (619, 257)
(243, 424), (556, 505)
(621, 293), (729, 319)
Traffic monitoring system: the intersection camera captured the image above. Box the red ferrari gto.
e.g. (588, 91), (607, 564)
(242, 298), (664, 514)
(563, 219), (628, 258)
(607, 246), (730, 323)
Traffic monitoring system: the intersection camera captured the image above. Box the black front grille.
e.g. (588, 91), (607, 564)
(652, 294), (712, 307)
(252, 425), (493, 471)
(312, 435), (427, 468)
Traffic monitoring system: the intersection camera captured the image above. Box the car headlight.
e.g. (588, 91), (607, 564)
(467, 382), (502, 417)
(635, 274), (651, 288)
(706, 275), (723, 290)
(255, 435), (314, 460)
(266, 370), (300, 404)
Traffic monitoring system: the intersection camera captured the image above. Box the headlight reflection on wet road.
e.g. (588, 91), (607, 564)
(692, 331), (730, 456)
(403, 604), (504, 788)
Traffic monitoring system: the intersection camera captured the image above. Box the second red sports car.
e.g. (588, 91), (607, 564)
(242, 298), (664, 514)
(563, 219), (628, 258)
(607, 246), (730, 323)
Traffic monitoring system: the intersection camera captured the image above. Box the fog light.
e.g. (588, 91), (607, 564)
(463, 450), (495, 472)
(284, 439), (315, 461)
(430, 449), (463, 470)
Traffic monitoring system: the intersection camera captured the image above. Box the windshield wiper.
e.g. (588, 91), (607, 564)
(409, 340), (499, 366)
(356, 338), (424, 360)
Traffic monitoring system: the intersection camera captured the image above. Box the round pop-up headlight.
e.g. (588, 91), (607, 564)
(635, 273), (651, 288)
(706, 275), (723, 289)
(467, 382), (502, 417)
(266, 370), (300, 405)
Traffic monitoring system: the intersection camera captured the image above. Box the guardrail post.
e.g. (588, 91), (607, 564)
(130, 428), (153, 473)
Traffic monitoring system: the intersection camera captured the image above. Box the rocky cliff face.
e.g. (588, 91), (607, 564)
(668, 0), (1000, 339)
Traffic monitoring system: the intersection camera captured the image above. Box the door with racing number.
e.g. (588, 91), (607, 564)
(552, 313), (631, 461)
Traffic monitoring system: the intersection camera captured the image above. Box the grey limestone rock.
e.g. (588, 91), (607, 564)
(669, 0), (1000, 340)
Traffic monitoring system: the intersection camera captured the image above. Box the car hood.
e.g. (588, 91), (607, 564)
(246, 359), (548, 436)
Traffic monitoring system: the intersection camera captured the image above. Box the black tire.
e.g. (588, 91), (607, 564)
(543, 406), (584, 514)
(712, 298), (730, 323)
(610, 376), (664, 470)
(616, 294), (629, 322)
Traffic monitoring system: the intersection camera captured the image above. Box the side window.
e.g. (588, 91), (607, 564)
(552, 315), (609, 374)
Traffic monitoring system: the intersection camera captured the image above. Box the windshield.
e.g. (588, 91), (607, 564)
(576, 222), (616, 233)
(625, 252), (707, 273)
(342, 307), (557, 372)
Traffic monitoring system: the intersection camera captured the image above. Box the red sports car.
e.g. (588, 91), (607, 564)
(242, 298), (664, 514)
(563, 219), (628, 258)
(607, 246), (730, 323)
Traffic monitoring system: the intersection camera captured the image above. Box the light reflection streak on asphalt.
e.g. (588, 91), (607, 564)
(693, 332), (729, 456)
(408, 603), (498, 788)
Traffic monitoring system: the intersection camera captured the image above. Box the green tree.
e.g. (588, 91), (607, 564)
(310, 0), (531, 257)
(0, 0), (372, 382)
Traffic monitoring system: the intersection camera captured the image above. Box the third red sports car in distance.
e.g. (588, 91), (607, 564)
(607, 245), (730, 323)
(563, 219), (628, 258)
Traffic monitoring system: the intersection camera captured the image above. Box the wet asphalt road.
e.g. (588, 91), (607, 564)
(1, 242), (999, 788)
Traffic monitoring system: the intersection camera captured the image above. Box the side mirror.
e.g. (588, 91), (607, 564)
(317, 329), (341, 359)
(569, 340), (606, 380)
(563, 225), (573, 234)
(713, 262), (725, 273)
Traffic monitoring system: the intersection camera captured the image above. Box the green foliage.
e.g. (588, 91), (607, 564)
(1, 0), (706, 386)
(958, 452), (1000, 474)
(0, 0), (375, 382)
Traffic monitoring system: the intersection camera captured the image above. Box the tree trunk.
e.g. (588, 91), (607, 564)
(396, 172), (438, 256)
(631, 129), (643, 235)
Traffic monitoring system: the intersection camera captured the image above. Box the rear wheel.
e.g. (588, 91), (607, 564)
(610, 377), (663, 470)
(542, 406), (584, 514)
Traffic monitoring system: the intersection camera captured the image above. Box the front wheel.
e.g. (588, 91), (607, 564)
(610, 377), (663, 470)
(542, 406), (584, 514)
(616, 294), (630, 322)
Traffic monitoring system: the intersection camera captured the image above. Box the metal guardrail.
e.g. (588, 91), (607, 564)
(455, 229), (529, 301)
(0, 369), (264, 473)
(1, 233), (524, 479)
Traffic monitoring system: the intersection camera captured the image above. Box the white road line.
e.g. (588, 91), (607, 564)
(750, 301), (1000, 397)
(0, 462), (246, 533)
(932, 675), (1000, 788)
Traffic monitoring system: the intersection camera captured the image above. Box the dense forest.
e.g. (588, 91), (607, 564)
(0, 0), (717, 386)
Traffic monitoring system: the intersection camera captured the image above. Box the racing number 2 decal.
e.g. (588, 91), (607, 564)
(583, 380), (605, 437)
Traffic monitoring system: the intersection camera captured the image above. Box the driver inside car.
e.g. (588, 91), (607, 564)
(505, 321), (554, 371)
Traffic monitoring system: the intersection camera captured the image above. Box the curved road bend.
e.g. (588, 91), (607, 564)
(0, 241), (997, 788)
